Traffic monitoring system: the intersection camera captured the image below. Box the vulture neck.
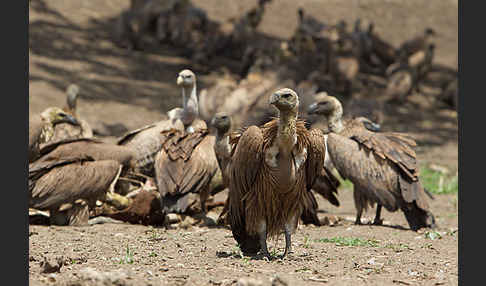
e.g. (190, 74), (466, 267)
(328, 106), (344, 134)
(181, 83), (199, 131)
(277, 109), (298, 156)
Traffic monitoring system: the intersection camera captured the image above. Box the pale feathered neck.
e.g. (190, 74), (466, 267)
(181, 82), (199, 130)
(328, 101), (344, 134)
(276, 108), (298, 155)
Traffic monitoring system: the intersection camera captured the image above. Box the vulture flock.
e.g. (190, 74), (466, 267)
(28, 0), (452, 259)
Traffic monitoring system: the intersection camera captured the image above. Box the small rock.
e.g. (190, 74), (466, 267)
(271, 274), (288, 286)
(40, 256), (65, 274)
(166, 213), (181, 224)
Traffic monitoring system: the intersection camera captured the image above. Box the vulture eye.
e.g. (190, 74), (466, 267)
(282, 93), (291, 98)
(221, 116), (228, 119)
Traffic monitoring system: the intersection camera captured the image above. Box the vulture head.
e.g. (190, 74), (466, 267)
(307, 92), (343, 118)
(269, 88), (299, 112)
(40, 107), (80, 127)
(177, 69), (196, 88)
(66, 84), (80, 111)
(353, 116), (381, 132)
(211, 112), (232, 135)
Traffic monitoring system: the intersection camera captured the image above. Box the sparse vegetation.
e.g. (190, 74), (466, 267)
(119, 244), (134, 264)
(315, 237), (379, 247)
(420, 166), (458, 194)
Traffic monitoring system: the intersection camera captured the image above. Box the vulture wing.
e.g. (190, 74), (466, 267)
(29, 115), (45, 162)
(117, 120), (184, 175)
(227, 125), (264, 255)
(29, 157), (122, 210)
(155, 129), (219, 213)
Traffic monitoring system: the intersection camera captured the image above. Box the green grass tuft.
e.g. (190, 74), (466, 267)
(314, 237), (379, 247)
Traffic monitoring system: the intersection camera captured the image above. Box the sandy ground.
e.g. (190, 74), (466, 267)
(29, 0), (458, 285)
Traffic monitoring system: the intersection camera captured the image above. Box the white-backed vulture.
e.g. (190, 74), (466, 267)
(307, 94), (436, 231)
(29, 155), (123, 225)
(49, 84), (93, 144)
(154, 127), (220, 216)
(29, 107), (80, 163)
(227, 88), (326, 258)
(117, 69), (205, 176)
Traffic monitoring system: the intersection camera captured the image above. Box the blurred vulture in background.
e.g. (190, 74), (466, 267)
(308, 93), (435, 231)
(227, 88), (326, 259)
(117, 69), (205, 177)
(49, 84), (93, 144)
(29, 107), (80, 163)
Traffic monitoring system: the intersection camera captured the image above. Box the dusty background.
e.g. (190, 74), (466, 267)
(29, 0), (458, 285)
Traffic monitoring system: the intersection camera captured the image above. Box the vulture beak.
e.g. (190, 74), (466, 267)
(307, 102), (319, 114)
(363, 120), (381, 132)
(54, 114), (80, 126)
(176, 75), (184, 86)
(269, 93), (280, 105)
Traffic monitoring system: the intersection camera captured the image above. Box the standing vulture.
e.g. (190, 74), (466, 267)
(117, 69), (205, 177)
(307, 94), (436, 231)
(227, 88), (326, 258)
(49, 84), (93, 144)
(211, 112), (339, 227)
(29, 107), (80, 163)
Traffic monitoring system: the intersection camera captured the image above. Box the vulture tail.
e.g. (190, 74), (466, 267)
(300, 191), (321, 226)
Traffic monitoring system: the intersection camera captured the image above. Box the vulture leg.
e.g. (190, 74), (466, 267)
(353, 188), (364, 225)
(282, 214), (297, 258)
(199, 186), (210, 215)
(373, 204), (384, 225)
(258, 221), (271, 259)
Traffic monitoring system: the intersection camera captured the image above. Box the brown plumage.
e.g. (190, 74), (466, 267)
(29, 107), (80, 163)
(308, 94), (435, 231)
(117, 69), (206, 176)
(49, 84), (93, 144)
(227, 88), (326, 258)
(154, 127), (220, 215)
(29, 155), (122, 224)
(36, 138), (136, 169)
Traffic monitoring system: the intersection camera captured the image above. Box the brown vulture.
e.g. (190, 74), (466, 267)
(29, 138), (138, 225)
(117, 69), (205, 177)
(154, 127), (221, 216)
(227, 88), (326, 259)
(49, 84), (93, 144)
(29, 107), (80, 163)
(307, 93), (436, 231)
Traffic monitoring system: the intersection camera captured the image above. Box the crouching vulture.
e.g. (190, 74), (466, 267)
(307, 93), (436, 231)
(154, 127), (220, 216)
(29, 138), (137, 225)
(211, 112), (340, 227)
(29, 107), (80, 163)
(227, 88), (326, 259)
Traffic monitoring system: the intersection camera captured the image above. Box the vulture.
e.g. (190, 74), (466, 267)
(154, 127), (220, 216)
(227, 88), (326, 258)
(307, 94), (436, 231)
(49, 84), (93, 144)
(29, 155), (123, 226)
(29, 107), (80, 163)
(117, 69), (205, 177)
(211, 112), (340, 228)
(29, 138), (137, 225)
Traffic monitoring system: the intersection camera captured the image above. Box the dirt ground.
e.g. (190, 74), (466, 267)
(29, 0), (458, 285)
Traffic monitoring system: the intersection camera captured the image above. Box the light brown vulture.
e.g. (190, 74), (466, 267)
(307, 94), (436, 231)
(49, 84), (93, 144)
(154, 127), (220, 216)
(29, 155), (123, 226)
(117, 69), (205, 177)
(29, 107), (80, 163)
(227, 88), (326, 259)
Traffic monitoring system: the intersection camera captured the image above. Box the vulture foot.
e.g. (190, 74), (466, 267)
(372, 205), (383, 225)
